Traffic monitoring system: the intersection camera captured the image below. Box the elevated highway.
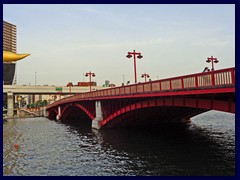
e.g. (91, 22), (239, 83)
(3, 85), (110, 118)
(3, 85), (108, 95)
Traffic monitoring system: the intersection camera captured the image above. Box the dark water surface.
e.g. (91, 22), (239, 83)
(3, 110), (235, 176)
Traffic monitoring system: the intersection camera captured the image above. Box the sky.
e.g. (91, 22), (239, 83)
(3, 4), (235, 86)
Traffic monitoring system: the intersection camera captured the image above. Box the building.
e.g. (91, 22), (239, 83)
(3, 21), (17, 108)
(3, 20), (17, 85)
(3, 21), (17, 53)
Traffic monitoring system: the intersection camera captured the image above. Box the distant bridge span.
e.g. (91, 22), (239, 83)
(46, 67), (235, 129)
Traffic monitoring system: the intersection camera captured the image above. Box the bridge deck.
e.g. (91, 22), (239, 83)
(47, 67), (235, 109)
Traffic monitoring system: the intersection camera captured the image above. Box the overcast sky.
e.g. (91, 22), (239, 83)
(3, 4), (235, 86)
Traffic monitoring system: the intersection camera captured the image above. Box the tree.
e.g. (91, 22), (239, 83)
(42, 100), (48, 106)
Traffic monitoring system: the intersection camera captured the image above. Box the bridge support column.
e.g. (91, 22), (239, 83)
(7, 91), (14, 118)
(92, 101), (103, 129)
(43, 106), (47, 117)
(56, 106), (61, 120)
(39, 107), (47, 117)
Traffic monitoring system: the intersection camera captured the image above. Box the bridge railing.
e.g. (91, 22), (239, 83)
(85, 67), (234, 96)
(47, 67), (235, 108)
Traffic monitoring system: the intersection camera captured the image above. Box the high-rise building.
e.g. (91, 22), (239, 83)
(3, 21), (17, 53)
(3, 20), (17, 85)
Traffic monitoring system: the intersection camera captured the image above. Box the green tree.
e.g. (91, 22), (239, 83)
(42, 100), (48, 106)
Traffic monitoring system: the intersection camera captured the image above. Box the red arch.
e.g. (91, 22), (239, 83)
(100, 97), (234, 127)
(59, 103), (95, 120)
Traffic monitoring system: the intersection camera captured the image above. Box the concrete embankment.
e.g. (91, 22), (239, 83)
(3, 107), (47, 121)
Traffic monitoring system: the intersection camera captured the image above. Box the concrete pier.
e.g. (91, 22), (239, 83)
(56, 106), (61, 120)
(92, 101), (103, 129)
(7, 91), (14, 118)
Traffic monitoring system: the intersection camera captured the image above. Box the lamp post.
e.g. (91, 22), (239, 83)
(206, 56), (219, 71)
(67, 82), (73, 96)
(85, 71), (95, 92)
(141, 73), (150, 82)
(126, 50), (143, 83)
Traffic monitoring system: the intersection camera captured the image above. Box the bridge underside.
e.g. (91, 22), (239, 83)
(48, 109), (57, 120)
(48, 105), (208, 129)
(61, 106), (92, 126)
(102, 106), (208, 128)
(47, 92), (234, 129)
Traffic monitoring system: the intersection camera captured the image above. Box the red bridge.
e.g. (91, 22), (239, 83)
(46, 67), (235, 129)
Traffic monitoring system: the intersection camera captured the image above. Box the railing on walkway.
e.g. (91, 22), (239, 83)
(47, 67), (235, 108)
(19, 108), (40, 116)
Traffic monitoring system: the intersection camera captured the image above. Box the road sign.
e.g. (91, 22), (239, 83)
(55, 87), (62, 91)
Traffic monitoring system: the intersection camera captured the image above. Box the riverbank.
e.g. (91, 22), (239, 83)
(3, 107), (47, 121)
(3, 114), (42, 122)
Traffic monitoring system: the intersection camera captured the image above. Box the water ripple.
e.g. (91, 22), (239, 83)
(3, 111), (235, 176)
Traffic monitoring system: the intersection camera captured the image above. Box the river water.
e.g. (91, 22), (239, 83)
(3, 110), (235, 176)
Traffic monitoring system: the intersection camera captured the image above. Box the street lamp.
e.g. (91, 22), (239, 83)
(67, 82), (73, 96)
(126, 50), (143, 83)
(206, 56), (219, 71)
(141, 73), (150, 82)
(85, 71), (95, 92)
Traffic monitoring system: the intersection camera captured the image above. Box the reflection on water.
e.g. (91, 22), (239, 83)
(3, 110), (235, 176)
